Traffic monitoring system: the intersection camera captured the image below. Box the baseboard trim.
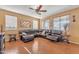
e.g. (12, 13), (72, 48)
(69, 41), (79, 45)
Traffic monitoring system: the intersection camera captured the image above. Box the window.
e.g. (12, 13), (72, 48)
(53, 17), (60, 30)
(41, 20), (44, 29)
(53, 15), (70, 32)
(60, 15), (70, 31)
(5, 15), (17, 30)
(44, 20), (49, 29)
(32, 20), (38, 29)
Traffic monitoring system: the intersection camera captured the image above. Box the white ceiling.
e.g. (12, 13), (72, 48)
(0, 5), (79, 19)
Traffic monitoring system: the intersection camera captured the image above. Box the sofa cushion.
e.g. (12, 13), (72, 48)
(22, 32), (27, 36)
(52, 30), (62, 35)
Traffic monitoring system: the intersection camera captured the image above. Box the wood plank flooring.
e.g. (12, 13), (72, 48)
(4, 37), (79, 54)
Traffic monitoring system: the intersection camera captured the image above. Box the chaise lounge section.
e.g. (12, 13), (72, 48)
(19, 30), (39, 42)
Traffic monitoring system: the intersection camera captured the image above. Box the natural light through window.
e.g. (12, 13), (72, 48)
(32, 20), (38, 29)
(44, 20), (49, 29)
(53, 15), (70, 32)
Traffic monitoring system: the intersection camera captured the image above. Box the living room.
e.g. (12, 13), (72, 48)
(0, 5), (79, 54)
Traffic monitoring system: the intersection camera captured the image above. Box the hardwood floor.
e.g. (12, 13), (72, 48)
(4, 37), (79, 54)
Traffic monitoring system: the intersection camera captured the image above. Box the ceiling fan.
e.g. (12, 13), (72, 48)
(29, 5), (47, 15)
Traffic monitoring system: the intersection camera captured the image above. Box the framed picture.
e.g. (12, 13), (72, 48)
(19, 19), (32, 29)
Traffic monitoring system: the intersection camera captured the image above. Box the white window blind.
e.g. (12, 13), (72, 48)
(53, 15), (70, 31)
(32, 20), (38, 29)
(44, 20), (49, 29)
(5, 15), (17, 30)
(41, 20), (44, 29)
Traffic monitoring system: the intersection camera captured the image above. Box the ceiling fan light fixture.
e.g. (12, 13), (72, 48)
(29, 5), (47, 15)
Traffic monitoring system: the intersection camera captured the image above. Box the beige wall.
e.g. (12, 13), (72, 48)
(0, 9), (39, 41)
(43, 7), (79, 44)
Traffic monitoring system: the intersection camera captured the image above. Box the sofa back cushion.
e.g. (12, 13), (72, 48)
(41, 30), (46, 35)
(19, 29), (40, 35)
(22, 32), (27, 36)
(52, 30), (62, 35)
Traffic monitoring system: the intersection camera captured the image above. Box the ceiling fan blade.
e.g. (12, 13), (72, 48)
(39, 10), (47, 12)
(36, 5), (42, 11)
(29, 7), (34, 10)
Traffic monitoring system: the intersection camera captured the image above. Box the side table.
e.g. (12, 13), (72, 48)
(8, 34), (16, 42)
